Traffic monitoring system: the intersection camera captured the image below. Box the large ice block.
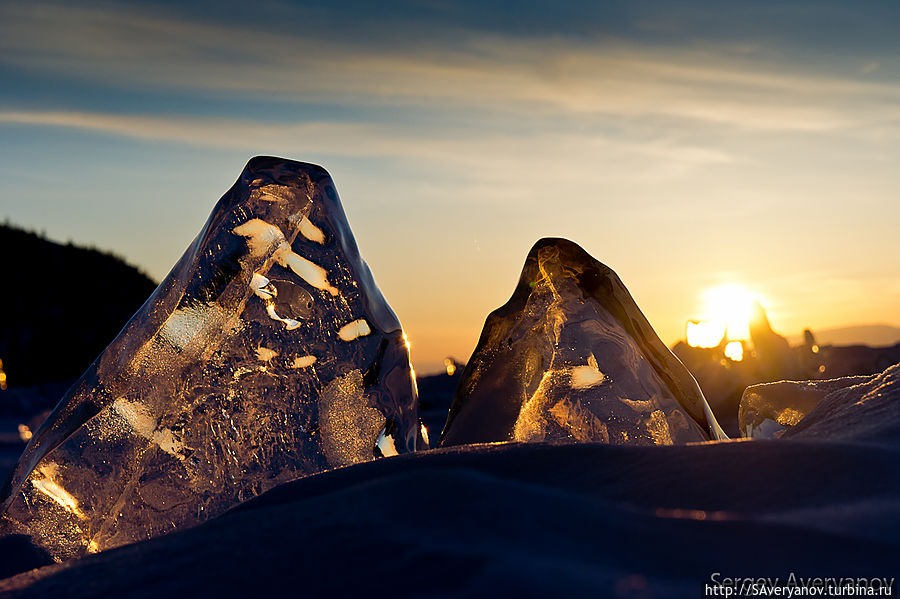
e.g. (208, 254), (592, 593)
(440, 238), (725, 447)
(0, 157), (419, 561)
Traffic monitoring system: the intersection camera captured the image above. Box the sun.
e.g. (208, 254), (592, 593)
(700, 283), (761, 341)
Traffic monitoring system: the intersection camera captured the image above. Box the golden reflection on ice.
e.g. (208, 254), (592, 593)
(31, 463), (84, 519)
(250, 273), (276, 299)
(403, 332), (412, 352)
(375, 426), (400, 457)
(265, 304), (301, 330)
(739, 381), (827, 438)
(298, 216), (325, 243)
(233, 218), (284, 257)
(647, 410), (673, 445)
(234, 218), (339, 296)
(290, 355), (317, 368)
(338, 319), (371, 341)
(317, 370), (384, 467)
(113, 398), (185, 459)
(255, 346), (278, 362)
(570, 354), (605, 389)
(277, 249), (340, 296)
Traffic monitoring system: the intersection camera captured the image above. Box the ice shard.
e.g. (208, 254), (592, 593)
(739, 364), (900, 444)
(0, 157), (419, 562)
(439, 238), (725, 447)
(738, 378), (861, 439)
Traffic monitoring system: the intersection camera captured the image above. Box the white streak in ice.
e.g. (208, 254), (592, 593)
(338, 319), (371, 342)
(299, 216), (325, 244)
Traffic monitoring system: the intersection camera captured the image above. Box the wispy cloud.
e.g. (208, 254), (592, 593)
(0, 109), (732, 191)
(0, 110), (378, 153)
(861, 62), (881, 75)
(3, 2), (900, 134)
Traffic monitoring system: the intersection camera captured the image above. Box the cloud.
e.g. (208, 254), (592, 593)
(0, 110), (377, 153)
(3, 2), (900, 134)
(861, 62), (881, 74)
(0, 109), (732, 190)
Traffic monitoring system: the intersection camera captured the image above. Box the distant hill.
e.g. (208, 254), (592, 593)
(788, 325), (900, 348)
(0, 223), (158, 388)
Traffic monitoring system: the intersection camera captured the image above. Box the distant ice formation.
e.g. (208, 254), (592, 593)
(0, 157), (420, 561)
(740, 363), (900, 445)
(440, 238), (726, 447)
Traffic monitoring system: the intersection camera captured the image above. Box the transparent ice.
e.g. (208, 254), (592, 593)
(440, 238), (725, 447)
(740, 365), (899, 443)
(0, 157), (420, 561)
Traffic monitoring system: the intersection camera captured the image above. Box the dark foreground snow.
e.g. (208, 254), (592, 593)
(1, 440), (897, 597)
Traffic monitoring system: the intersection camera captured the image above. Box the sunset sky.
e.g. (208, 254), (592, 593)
(2, 1), (900, 373)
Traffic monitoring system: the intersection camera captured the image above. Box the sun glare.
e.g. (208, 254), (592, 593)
(724, 341), (744, 362)
(686, 320), (726, 348)
(701, 284), (760, 341)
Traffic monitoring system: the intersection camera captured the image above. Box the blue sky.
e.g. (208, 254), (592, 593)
(2, 1), (900, 371)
